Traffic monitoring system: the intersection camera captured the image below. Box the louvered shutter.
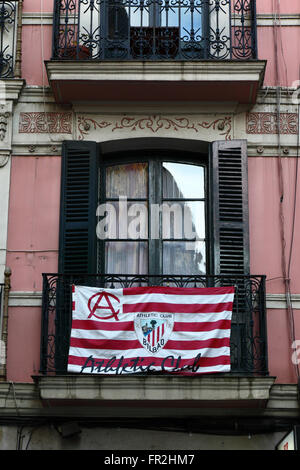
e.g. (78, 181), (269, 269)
(211, 140), (251, 372)
(59, 141), (98, 274)
(210, 140), (249, 276)
(56, 141), (98, 372)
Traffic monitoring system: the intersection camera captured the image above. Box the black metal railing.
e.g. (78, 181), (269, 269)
(52, 0), (257, 61)
(40, 273), (268, 375)
(0, 1), (18, 78)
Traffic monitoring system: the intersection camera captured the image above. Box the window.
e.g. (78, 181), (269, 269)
(58, 138), (249, 279)
(97, 158), (206, 275)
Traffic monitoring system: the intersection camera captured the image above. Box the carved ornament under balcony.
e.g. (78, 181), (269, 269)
(19, 112), (73, 134)
(246, 112), (299, 135)
(77, 115), (233, 141)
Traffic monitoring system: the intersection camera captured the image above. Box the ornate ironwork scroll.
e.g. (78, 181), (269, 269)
(0, 1), (17, 78)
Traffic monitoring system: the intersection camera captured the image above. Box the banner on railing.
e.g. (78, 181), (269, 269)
(67, 285), (235, 375)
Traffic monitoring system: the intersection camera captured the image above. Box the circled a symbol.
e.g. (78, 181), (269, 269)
(87, 291), (120, 321)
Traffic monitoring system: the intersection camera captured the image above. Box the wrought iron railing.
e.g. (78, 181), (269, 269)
(0, 1), (18, 78)
(40, 273), (268, 375)
(52, 0), (257, 61)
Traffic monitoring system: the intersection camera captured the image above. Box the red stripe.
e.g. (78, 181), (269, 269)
(123, 286), (235, 296)
(70, 336), (229, 351)
(123, 301), (233, 314)
(71, 319), (134, 331)
(72, 301), (75, 311)
(173, 320), (231, 332)
(68, 354), (230, 369)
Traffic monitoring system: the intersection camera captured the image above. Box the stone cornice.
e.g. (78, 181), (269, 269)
(36, 375), (276, 403)
(45, 60), (266, 85)
(1, 79), (25, 102)
(2, 377), (299, 423)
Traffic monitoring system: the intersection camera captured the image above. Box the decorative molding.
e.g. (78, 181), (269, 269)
(246, 112), (299, 135)
(77, 116), (112, 140)
(78, 115), (232, 141)
(266, 294), (300, 310)
(1, 79), (25, 102)
(8, 291), (42, 308)
(256, 13), (300, 27)
(0, 112), (10, 141)
(19, 112), (73, 134)
(22, 12), (53, 25)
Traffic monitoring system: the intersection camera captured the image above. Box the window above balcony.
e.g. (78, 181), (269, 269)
(46, 0), (266, 105)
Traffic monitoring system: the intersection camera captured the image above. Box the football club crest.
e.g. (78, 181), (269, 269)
(134, 312), (174, 354)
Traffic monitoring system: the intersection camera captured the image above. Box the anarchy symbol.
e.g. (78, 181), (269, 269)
(87, 291), (120, 321)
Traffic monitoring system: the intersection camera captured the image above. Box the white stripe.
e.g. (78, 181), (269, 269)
(124, 293), (234, 305)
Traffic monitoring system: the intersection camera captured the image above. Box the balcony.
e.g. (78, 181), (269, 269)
(46, 0), (266, 104)
(40, 273), (268, 376)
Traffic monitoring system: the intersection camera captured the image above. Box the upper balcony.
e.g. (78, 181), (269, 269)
(45, 0), (266, 105)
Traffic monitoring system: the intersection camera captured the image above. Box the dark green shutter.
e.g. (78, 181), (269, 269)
(59, 141), (98, 274)
(211, 140), (249, 276)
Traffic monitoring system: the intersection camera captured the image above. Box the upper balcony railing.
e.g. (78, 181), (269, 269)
(0, 1), (18, 78)
(52, 0), (257, 62)
(40, 273), (268, 376)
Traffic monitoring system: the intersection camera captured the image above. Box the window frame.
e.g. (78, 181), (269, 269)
(97, 149), (209, 276)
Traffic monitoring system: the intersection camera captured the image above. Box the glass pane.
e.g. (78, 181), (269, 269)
(163, 162), (204, 199)
(105, 241), (148, 274)
(97, 201), (148, 239)
(106, 163), (148, 198)
(163, 241), (206, 275)
(161, 201), (205, 240)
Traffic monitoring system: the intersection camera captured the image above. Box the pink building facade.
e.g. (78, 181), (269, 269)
(0, 0), (299, 450)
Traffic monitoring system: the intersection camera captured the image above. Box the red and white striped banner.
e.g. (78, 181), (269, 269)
(68, 285), (235, 375)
